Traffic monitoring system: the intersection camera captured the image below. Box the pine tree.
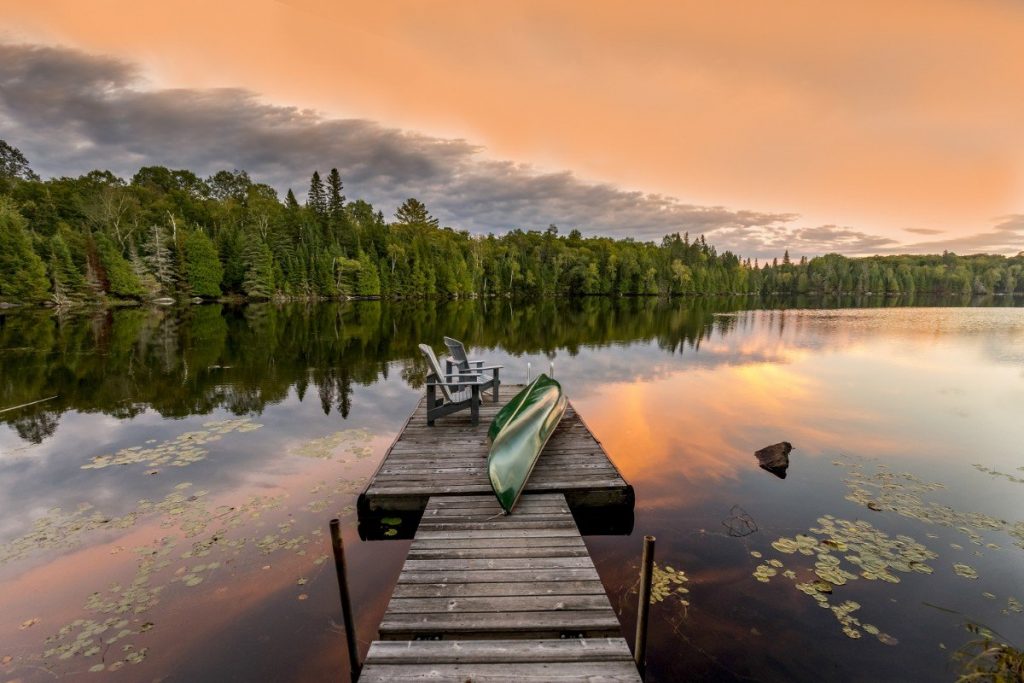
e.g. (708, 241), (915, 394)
(394, 198), (439, 227)
(216, 228), (245, 293)
(242, 240), (275, 299)
(0, 199), (49, 303)
(183, 229), (224, 297)
(48, 232), (86, 304)
(307, 171), (327, 216)
(285, 188), (300, 210)
(95, 233), (145, 298)
(326, 168), (345, 220)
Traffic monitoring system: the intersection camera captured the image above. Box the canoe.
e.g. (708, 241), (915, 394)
(486, 374), (567, 514)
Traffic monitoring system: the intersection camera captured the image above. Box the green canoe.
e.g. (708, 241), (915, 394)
(486, 374), (567, 514)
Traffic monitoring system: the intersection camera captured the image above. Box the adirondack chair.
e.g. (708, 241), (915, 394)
(419, 344), (497, 426)
(443, 336), (502, 402)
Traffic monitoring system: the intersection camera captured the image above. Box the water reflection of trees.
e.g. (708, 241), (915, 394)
(0, 294), (1018, 443)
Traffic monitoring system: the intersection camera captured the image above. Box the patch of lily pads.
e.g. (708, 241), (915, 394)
(289, 428), (374, 460)
(7, 467), (367, 675)
(838, 459), (1023, 551)
(81, 418), (264, 470)
(749, 455), (1024, 647)
(972, 463), (1024, 485)
(1, 422), (379, 677)
(0, 503), (138, 565)
(650, 563), (690, 607)
(759, 516), (918, 644)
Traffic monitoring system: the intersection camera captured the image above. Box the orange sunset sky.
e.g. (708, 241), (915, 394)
(0, 0), (1022, 258)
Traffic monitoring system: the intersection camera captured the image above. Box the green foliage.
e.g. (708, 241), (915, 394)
(395, 198), (439, 228)
(356, 251), (381, 297)
(242, 240), (275, 299)
(95, 233), (145, 299)
(755, 252), (1023, 298)
(1, 154), (1021, 304)
(183, 230), (224, 298)
(307, 171), (326, 217)
(326, 168), (345, 220)
(49, 230), (87, 304)
(1, 139), (40, 185)
(0, 198), (49, 303)
(954, 623), (1024, 683)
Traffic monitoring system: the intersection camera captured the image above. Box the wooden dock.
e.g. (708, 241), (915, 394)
(357, 385), (640, 681)
(359, 385), (634, 513)
(360, 494), (640, 681)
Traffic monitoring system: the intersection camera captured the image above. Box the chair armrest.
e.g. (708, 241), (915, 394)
(454, 359), (495, 368)
(428, 375), (491, 386)
(446, 369), (487, 378)
(470, 364), (503, 371)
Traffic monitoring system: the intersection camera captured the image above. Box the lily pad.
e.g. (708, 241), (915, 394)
(953, 563), (979, 579)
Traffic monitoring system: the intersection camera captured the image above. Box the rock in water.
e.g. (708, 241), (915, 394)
(755, 442), (792, 479)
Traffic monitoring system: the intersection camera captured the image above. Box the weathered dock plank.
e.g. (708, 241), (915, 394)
(358, 385), (633, 513)
(359, 661), (641, 682)
(360, 493), (640, 682)
(364, 638), (635, 664)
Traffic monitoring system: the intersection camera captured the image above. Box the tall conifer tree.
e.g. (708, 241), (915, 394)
(183, 230), (224, 297)
(326, 169), (345, 220)
(0, 199), (49, 302)
(307, 171), (327, 216)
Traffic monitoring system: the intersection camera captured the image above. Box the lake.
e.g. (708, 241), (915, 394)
(1, 297), (1022, 681)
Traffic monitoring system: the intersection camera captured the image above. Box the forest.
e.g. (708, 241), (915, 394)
(2, 139), (1022, 305)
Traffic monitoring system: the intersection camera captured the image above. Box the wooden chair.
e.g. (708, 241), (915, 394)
(443, 336), (502, 402)
(419, 344), (497, 426)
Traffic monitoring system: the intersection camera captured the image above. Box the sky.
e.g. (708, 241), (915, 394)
(0, 0), (1022, 259)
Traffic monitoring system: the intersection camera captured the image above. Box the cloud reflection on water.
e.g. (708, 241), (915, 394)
(1, 300), (1023, 681)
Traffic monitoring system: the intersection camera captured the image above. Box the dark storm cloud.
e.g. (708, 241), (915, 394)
(0, 42), (966, 259)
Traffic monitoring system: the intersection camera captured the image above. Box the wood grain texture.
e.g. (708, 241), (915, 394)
(359, 385), (633, 512)
(362, 493), (639, 680)
(359, 385), (640, 681)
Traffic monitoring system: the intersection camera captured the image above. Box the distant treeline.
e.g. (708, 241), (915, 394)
(1, 140), (1022, 305)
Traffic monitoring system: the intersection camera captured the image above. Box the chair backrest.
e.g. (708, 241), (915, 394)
(443, 336), (470, 370)
(419, 343), (455, 402)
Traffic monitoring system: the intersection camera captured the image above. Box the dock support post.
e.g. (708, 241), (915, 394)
(634, 535), (656, 679)
(330, 519), (361, 682)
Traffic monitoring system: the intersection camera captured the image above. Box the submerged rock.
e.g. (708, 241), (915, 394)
(755, 441), (793, 478)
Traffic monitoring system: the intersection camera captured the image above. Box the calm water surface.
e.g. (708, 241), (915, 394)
(1, 298), (1022, 682)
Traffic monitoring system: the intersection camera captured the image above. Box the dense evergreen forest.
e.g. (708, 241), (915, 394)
(1, 140), (1022, 305)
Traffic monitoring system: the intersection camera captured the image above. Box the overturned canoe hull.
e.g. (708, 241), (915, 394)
(487, 374), (567, 514)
